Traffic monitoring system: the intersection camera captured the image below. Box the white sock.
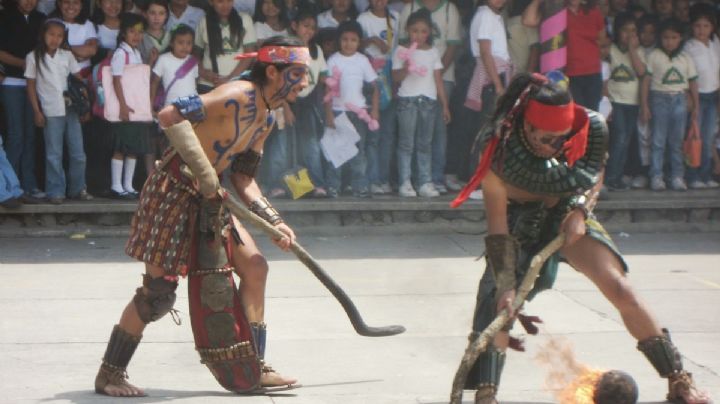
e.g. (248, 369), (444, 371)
(123, 157), (137, 193)
(111, 159), (124, 193)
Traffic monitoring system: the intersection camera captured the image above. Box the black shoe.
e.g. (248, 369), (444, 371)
(606, 181), (629, 192)
(109, 190), (134, 200)
(0, 197), (23, 209)
(21, 194), (44, 204)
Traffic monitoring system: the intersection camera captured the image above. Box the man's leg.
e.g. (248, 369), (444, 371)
(230, 224), (297, 387)
(562, 236), (711, 404)
(95, 263), (176, 397)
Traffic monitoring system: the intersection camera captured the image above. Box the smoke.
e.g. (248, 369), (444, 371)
(535, 337), (604, 404)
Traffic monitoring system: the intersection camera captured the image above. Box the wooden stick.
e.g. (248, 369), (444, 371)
(449, 233), (566, 404)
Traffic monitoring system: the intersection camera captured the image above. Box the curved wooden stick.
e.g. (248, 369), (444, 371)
(449, 233), (566, 404)
(221, 191), (406, 337)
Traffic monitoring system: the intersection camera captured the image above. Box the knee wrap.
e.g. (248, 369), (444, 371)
(637, 328), (683, 377)
(464, 332), (506, 391)
(133, 274), (178, 324)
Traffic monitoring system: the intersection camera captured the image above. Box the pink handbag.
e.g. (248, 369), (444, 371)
(101, 63), (153, 122)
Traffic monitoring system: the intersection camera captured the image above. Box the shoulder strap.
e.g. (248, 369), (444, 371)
(163, 56), (199, 96)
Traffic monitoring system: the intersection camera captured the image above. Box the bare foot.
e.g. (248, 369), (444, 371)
(475, 387), (498, 404)
(260, 364), (298, 387)
(668, 371), (712, 404)
(95, 366), (146, 397)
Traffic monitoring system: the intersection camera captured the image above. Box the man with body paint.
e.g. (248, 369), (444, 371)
(94, 36), (308, 397)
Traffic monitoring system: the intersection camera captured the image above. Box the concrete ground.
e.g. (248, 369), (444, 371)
(0, 232), (718, 404)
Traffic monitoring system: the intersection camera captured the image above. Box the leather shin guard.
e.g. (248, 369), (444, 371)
(464, 332), (506, 393)
(163, 120), (219, 197)
(637, 328), (683, 377)
(102, 325), (141, 369)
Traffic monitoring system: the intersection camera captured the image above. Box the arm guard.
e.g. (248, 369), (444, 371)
(230, 150), (262, 178)
(556, 186), (600, 220)
(484, 234), (519, 296)
(172, 94), (207, 122)
(249, 196), (283, 225)
(163, 120), (219, 197)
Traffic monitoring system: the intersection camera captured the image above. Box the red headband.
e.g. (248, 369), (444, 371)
(235, 45), (311, 65)
(524, 99), (575, 132)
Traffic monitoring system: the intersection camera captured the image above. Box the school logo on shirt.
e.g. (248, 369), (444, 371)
(610, 65), (635, 82)
(662, 67), (685, 85)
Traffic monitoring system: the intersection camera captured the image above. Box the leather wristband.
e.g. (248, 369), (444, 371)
(249, 196), (283, 225)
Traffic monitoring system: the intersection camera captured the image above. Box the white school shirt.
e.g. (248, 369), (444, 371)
(398, 0), (461, 82)
(152, 53), (199, 105)
(357, 10), (399, 60)
(233, 0), (256, 15)
(392, 45), (443, 99)
(97, 24), (119, 50)
(111, 42), (143, 76)
(684, 37), (720, 94)
(317, 10), (342, 29)
(65, 20), (98, 69)
(469, 5), (508, 60)
(166, 5), (205, 31)
(327, 52), (378, 111)
(194, 13), (257, 87)
(24, 48), (81, 117)
(253, 22), (289, 43)
(298, 45), (328, 98)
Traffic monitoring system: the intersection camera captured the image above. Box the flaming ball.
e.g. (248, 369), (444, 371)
(594, 370), (639, 404)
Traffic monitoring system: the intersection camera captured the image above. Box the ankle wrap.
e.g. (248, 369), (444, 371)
(102, 325), (141, 370)
(465, 332), (506, 391)
(637, 328), (683, 377)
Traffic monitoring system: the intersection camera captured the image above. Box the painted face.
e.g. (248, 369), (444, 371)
(210, 0), (234, 19)
(125, 23), (144, 47)
(171, 32), (193, 58)
(407, 20), (430, 47)
(59, 0), (82, 22)
(261, 0), (281, 19)
(692, 17), (714, 44)
(339, 30), (360, 56)
(99, 0), (122, 19)
(17, 0), (38, 14)
(522, 120), (572, 159)
(45, 24), (66, 52)
(639, 24), (656, 48)
(660, 28), (681, 54)
(145, 3), (168, 30)
(292, 17), (316, 45)
(270, 64), (309, 103)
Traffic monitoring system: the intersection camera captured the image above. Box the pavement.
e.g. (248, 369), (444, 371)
(0, 232), (718, 404)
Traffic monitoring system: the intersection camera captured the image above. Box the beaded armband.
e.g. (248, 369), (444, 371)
(173, 95), (206, 123)
(230, 150), (262, 178)
(249, 196), (283, 225)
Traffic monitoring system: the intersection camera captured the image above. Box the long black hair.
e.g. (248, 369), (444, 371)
(248, 35), (305, 85)
(291, 5), (320, 60)
(206, 2), (245, 63)
(689, 2), (717, 39)
(34, 18), (70, 78)
(116, 12), (147, 48)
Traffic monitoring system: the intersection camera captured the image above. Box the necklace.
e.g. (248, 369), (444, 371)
(259, 86), (275, 129)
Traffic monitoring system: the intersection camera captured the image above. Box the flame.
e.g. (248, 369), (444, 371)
(535, 337), (605, 403)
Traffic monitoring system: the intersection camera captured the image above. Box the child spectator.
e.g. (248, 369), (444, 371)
(398, 0), (461, 194)
(93, 0), (123, 54)
(288, 8), (329, 197)
(631, 13), (658, 188)
(26, 18), (92, 204)
(392, 9), (449, 197)
(325, 20), (379, 198)
(604, 12), (646, 191)
(139, 0), (170, 64)
(318, 0), (356, 29)
(108, 13), (151, 199)
(652, 0), (672, 21)
(0, 0), (46, 201)
(194, 0), (256, 93)
(51, 0), (98, 78)
(683, 2), (720, 189)
(641, 18), (698, 191)
(253, 0), (289, 43)
(672, 0), (688, 24)
(358, 0), (398, 194)
(166, 0), (204, 31)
